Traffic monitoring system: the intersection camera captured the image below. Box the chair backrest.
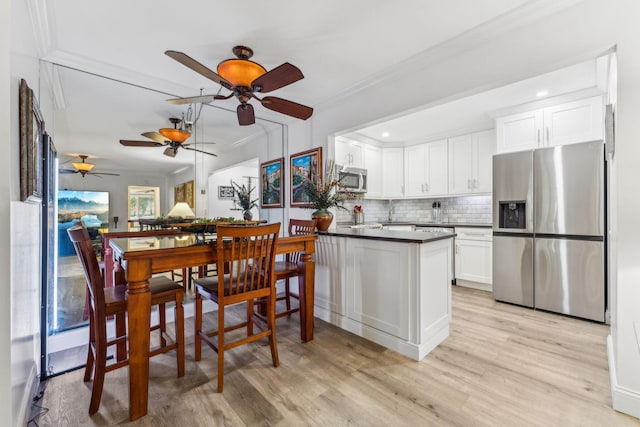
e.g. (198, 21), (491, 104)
(289, 219), (317, 236)
(287, 219), (316, 263)
(216, 223), (281, 298)
(68, 223), (106, 317)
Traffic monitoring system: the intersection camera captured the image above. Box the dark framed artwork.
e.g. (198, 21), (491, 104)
(218, 185), (234, 199)
(20, 79), (44, 203)
(174, 180), (195, 208)
(260, 157), (284, 208)
(290, 147), (322, 207)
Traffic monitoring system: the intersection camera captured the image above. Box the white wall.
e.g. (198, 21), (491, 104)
(302, 0), (640, 418)
(6, 0), (49, 424)
(1, 0), (12, 423)
(207, 161), (259, 220)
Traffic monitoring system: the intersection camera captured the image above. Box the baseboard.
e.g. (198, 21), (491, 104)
(17, 364), (38, 427)
(455, 279), (492, 292)
(607, 334), (640, 419)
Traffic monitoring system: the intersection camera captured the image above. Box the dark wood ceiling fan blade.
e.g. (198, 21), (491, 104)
(58, 169), (78, 174)
(183, 146), (218, 157)
(183, 142), (217, 147)
(237, 104), (255, 126)
(90, 172), (121, 177)
(252, 63), (304, 93)
(120, 139), (164, 147)
(260, 96), (313, 120)
(165, 50), (233, 90)
(141, 132), (170, 144)
(166, 95), (216, 105)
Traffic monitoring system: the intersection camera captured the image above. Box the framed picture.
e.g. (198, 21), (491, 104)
(174, 180), (195, 208)
(290, 147), (322, 207)
(19, 79), (44, 203)
(218, 185), (234, 199)
(260, 157), (284, 208)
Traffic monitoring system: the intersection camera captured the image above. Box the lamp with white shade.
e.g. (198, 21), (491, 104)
(167, 202), (195, 219)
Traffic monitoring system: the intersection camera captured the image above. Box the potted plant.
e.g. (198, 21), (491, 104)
(301, 162), (355, 231)
(231, 181), (258, 221)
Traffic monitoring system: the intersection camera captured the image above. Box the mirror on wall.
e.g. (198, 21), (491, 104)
(42, 60), (286, 374)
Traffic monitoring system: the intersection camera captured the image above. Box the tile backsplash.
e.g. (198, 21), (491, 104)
(337, 195), (492, 225)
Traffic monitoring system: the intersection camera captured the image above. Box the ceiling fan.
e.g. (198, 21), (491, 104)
(119, 117), (218, 157)
(59, 155), (121, 178)
(165, 46), (314, 126)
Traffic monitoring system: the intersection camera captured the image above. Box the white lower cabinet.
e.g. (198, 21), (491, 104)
(314, 235), (453, 361)
(345, 237), (411, 339)
(454, 227), (493, 291)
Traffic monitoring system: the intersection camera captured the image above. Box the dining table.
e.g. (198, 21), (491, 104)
(108, 230), (317, 421)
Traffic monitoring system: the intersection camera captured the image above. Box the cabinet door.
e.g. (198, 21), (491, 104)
(382, 148), (404, 197)
(448, 134), (473, 195)
(472, 130), (495, 193)
(496, 109), (543, 153)
(363, 144), (382, 198)
(455, 239), (493, 284)
(335, 137), (363, 167)
(425, 139), (448, 196)
(543, 96), (603, 147)
(404, 144), (426, 197)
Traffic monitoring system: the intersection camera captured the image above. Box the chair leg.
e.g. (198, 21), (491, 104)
(175, 293), (185, 377)
(284, 278), (291, 313)
(88, 329), (108, 415)
(217, 304), (225, 393)
(246, 299), (254, 336)
(268, 293), (279, 367)
(115, 312), (127, 362)
(194, 291), (202, 361)
(158, 303), (167, 348)
(84, 316), (96, 382)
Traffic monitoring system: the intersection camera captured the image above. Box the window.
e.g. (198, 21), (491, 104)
(128, 186), (160, 229)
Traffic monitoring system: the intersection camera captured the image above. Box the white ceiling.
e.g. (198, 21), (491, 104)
(23, 0), (592, 175)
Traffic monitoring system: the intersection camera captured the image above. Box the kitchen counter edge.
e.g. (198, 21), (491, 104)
(319, 228), (456, 243)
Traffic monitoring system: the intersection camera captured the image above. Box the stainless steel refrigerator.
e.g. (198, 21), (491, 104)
(492, 140), (605, 322)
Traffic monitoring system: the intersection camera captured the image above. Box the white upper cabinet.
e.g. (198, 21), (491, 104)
(404, 139), (448, 197)
(496, 95), (603, 153)
(335, 137), (364, 167)
(448, 130), (495, 195)
(363, 144), (382, 198)
(382, 147), (404, 198)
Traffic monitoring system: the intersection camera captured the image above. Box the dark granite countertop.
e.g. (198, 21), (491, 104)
(381, 222), (491, 228)
(319, 228), (456, 243)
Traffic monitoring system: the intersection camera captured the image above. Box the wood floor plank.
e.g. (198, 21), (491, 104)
(36, 286), (640, 426)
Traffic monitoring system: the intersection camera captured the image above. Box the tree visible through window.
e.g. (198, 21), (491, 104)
(128, 186), (160, 228)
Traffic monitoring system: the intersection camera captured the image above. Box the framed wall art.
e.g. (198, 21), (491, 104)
(174, 179), (195, 208)
(260, 157), (284, 208)
(19, 79), (44, 203)
(290, 147), (322, 207)
(218, 185), (234, 199)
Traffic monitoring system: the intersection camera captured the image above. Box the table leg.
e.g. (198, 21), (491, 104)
(125, 259), (152, 420)
(297, 253), (315, 342)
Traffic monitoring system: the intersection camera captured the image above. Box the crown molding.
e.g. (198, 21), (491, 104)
(315, 0), (586, 111)
(26, 0), (53, 57)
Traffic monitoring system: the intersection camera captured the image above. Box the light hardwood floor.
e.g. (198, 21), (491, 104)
(35, 286), (640, 426)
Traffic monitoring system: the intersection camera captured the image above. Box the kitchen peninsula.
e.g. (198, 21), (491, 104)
(314, 228), (454, 361)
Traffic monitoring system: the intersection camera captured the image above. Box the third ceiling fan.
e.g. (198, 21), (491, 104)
(165, 46), (314, 126)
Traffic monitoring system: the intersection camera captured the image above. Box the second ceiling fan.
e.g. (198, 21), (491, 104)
(165, 46), (313, 125)
(119, 117), (217, 157)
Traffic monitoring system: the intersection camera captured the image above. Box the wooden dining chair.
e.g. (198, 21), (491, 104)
(273, 219), (316, 318)
(67, 223), (185, 415)
(193, 223), (280, 392)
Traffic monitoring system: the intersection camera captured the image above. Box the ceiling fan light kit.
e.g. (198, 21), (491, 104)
(165, 46), (314, 126)
(158, 128), (190, 143)
(71, 156), (95, 173)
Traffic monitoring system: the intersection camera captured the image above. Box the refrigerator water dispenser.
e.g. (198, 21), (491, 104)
(499, 201), (526, 229)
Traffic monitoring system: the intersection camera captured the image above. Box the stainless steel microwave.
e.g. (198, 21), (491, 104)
(336, 165), (367, 193)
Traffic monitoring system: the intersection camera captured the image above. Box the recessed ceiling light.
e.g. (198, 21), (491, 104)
(381, 132), (390, 138)
(536, 90), (549, 98)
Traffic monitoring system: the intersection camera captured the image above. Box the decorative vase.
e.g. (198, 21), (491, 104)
(243, 210), (253, 221)
(312, 209), (333, 232)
